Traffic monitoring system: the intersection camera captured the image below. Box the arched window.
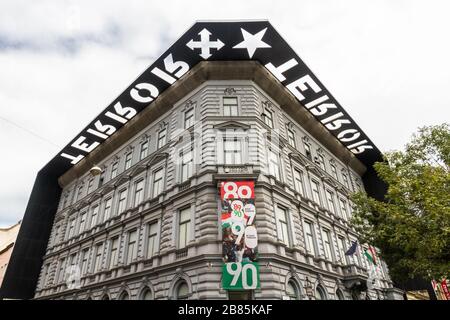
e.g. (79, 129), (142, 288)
(336, 289), (345, 300)
(175, 281), (190, 300)
(141, 287), (153, 300)
(119, 291), (130, 300)
(315, 285), (327, 300)
(101, 294), (110, 300)
(286, 280), (300, 300)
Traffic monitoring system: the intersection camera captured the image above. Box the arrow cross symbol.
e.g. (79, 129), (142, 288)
(186, 28), (225, 60)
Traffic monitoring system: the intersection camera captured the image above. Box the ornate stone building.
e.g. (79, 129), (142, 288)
(1, 21), (404, 300)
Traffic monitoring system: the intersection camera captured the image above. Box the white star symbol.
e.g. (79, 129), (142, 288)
(233, 28), (271, 58)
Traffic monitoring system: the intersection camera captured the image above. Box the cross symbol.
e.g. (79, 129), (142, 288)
(186, 28), (225, 60)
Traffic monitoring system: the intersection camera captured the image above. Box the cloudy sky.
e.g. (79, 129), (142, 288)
(0, 0), (449, 227)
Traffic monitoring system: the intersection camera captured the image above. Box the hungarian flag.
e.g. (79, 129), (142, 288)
(364, 247), (377, 265)
(221, 212), (232, 228)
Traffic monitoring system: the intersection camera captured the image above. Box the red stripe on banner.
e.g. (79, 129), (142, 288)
(369, 245), (378, 264)
(441, 279), (450, 300)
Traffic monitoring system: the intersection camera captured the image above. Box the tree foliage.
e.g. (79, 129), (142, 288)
(351, 124), (450, 282)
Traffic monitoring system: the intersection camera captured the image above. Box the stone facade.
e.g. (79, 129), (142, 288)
(34, 78), (402, 300)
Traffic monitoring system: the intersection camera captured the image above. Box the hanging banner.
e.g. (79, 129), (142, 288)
(221, 181), (259, 290)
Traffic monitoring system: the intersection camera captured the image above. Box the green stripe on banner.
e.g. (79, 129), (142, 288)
(364, 250), (376, 265)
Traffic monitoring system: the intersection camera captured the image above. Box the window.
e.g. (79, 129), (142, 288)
(103, 198), (112, 221)
(336, 289), (345, 300)
(304, 221), (316, 256)
(111, 162), (118, 179)
(53, 225), (60, 244)
(140, 140), (149, 160)
(109, 237), (119, 269)
(134, 180), (144, 207)
(315, 285), (327, 300)
(146, 222), (158, 258)
(141, 288), (154, 300)
(304, 142), (312, 160)
(339, 199), (348, 220)
(268, 149), (280, 180)
(125, 152), (133, 170)
(118, 189), (127, 214)
(184, 108), (194, 129)
(87, 179), (94, 194)
(94, 242), (103, 272)
(67, 217), (76, 239)
(223, 137), (242, 164)
(293, 169), (305, 196)
(342, 172), (350, 189)
(337, 236), (347, 264)
(41, 263), (50, 287)
(325, 190), (336, 214)
(76, 185), (83, 201)
(152, 168), (164, 198)
(69, 253), (77, 269)
(276, 206), (291, 247)
(287, 128), (296, 148)
(322, 229), (333, 260)
(178, 208), (191, 248)
(63, 194), (69, 208)
(157, 127), (167, 149)
(80, 248), (89, 275)
(286, 280), (300, 300)
(175, 281), (190, 300)
(180, 149), (193, 182)
(311, 180), (321, 205)
(126, 230), (137, 264)
(57, 258), (66, 283)
(223, 97), (238, 116)
(79, 212), (87, 233)
(263, 108), (274, 128)
(98, 171), (105, 188)
(119, 291), (130, 300)
(316, 154), (326, 171)
(330, 163), (338, 180)
(90, 205), (99, 229)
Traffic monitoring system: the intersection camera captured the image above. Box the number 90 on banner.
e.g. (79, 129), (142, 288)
(222, 262), (260, 290)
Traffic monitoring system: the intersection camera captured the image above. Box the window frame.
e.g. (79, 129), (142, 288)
(117, 189), (128, 214)
(140, 140), (149, 160)
(134, 179), (145, 207)
(111, 162), (118, 179)
(126, 229), (138, 265)
(177, 207), (191, 249)
(263, 108), (274, 128)
(303, 220), (316, 256)
(223, 96), (239, 117)
(276, 206), (291, 247)
(184, 107), (195, 129)
(268, 148), (281, 180)
(310, 179), (322, 205)
(124, 151), (133, 170)
(152, 168), (164, 198)
(157, 127), (167, 149)
(180, 148), (194, 182)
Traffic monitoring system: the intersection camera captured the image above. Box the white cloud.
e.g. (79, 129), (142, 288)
(0, 0), (449, 226)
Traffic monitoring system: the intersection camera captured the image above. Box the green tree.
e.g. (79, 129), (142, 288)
(351, 124), (450, 282)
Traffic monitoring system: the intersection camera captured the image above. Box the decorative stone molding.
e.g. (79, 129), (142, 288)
(287, 121), (295, 131)
(158, 120), (168, 130)
(224, 87), (236, 95)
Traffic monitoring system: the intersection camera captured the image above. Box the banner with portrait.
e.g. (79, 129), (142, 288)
(220, 181), (260, 290)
